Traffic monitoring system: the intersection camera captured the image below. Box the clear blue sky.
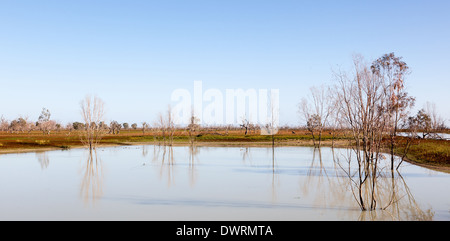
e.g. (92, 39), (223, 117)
(1, 0), (449, 126)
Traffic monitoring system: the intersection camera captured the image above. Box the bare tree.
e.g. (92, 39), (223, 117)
(240, 116), (250, 135)
(371, 53), (415, 170)
(333, 53), (416, 211)
(333, 54), (389, 211)
(166, 105), (175, 145)
(261, 93), (279, 147)
(0, 116), (9, 131)
(299, 85), (334, 147)
(155, 112), (167, 144)
(326, 91), (343, 148)
(187, 109), (200, 144)
(424, 101), (446, 136)
(80, 95), (106, 149)
(155, 105), (175, 146)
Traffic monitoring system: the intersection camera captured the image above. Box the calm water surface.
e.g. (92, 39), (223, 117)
(0, 145), (448, 220)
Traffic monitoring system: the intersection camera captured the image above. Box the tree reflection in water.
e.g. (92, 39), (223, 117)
(242, 146), (279, 203)
(80, 149), (104, 206)
(301, 147), (350, 210)
(36, 152), (49, 170)
(240, 147), (252, 164)
(141, 145), (148, 157)
(152, 144), (175, 187)
(270, 145), (279, 203)
(310, 148), (434, 220)
(151, 143), (202, 188)
(188, 143), (200, 187)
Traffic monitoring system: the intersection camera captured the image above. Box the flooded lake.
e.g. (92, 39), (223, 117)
(0, 145), (449, 221)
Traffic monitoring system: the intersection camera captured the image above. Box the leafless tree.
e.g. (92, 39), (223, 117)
(240, 116), (250, 135)
(299, 85), (334, 147)
(155, 112), (167, 144)
(332, 53), (416, 211)
(187, 109), (200, 144)
(0, 116), (9, 131)
(371, 53), (415, 170)
(333, 54), (389, 211)
(424, 101), (446, 135)
(155, 105), (175, 146)
(80, 95), (107, 149)
(326, 92), (344, 148)
(166, 105), (175, 145)
(261, 93), (279, 147)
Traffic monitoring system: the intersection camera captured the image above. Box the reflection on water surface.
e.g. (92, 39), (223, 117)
(0, 145), (448, 220)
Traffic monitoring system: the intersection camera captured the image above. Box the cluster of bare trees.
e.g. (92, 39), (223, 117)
(299, 85), (337, 147)
(298, 53), (446, 163)
(238, 117), (262, 136)
(334, 54), (413, 211)
(297, 53), (448, 211)
(154, 105), (176, 146)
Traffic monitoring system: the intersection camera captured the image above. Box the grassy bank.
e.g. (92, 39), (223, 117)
(394, 138), (450, 170)
(0, 130), (448, 171)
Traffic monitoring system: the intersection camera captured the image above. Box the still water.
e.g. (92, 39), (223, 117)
(0, 145), (448, 221)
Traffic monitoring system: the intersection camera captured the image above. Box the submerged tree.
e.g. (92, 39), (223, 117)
(80, 95), (107, 149)
(155, 105), (175, 146)
(333, 54), (390, 211)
